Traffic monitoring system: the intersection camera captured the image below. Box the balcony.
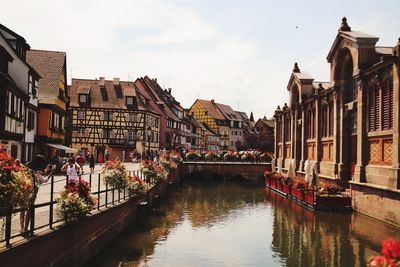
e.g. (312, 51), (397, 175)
(109, 138), (136, 147)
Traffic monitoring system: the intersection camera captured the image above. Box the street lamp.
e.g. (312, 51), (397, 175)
(146, 126), (152, 159)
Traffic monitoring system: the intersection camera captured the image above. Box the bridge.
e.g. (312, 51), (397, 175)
(181, 162), (271, 182)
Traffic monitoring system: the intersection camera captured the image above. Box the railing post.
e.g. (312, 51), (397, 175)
(49, 175), (54, 229)
(105, 182), (108, 208)
(89, 173), (92, 188)
(29, 200), (35, 236)
(5, 208), (11, 246)
(112, 184), (115, 205)
(97, 173), (101, 210)
(66, 175), (69, 185)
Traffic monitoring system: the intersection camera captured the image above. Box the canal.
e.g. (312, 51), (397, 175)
(86, 180), (400, 267)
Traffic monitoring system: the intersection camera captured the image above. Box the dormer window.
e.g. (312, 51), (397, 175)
(77, 86), (91, 106)
(79, 94), (88, 103)
(126, 96), (134, 105)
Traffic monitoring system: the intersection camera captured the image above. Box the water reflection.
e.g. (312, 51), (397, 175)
(86, 181), (400, 267)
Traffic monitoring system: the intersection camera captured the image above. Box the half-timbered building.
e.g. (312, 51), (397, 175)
(273, 18), (400, 225)
(69, 77), (160, 161)
(0, 24), (40, 161)
(26, 49), (70, 159)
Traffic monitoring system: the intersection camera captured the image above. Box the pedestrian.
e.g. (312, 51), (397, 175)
(153, 153), (160, 165)
(76, 153), (86, 173)
(61, 157), (81, 184)
(98, 151), (104, 166)
(89, 154), (95, 174)
(20, 155), (56, 234)
(105, 149), (110, 161)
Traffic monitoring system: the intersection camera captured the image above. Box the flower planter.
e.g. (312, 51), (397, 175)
(304, 191), (314, 205)
(293, 189), (304, 201)
(265, 177), (271, 187)
(271, 179), (277, 189)
(316, 195), (351, 207)
(282, 184), (291, 195)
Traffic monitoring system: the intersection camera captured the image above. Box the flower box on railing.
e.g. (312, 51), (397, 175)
(265, 176), (271, 187)
(282, 184), (291, 195)
(304, 191), (314, 206)
(292, 188), (303, 201)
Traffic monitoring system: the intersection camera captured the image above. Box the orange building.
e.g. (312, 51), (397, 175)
(26, 50), (71, 159)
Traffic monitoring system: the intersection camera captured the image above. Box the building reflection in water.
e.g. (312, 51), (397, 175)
(265, 189), (400, 267)
(86, 181), (400, 267)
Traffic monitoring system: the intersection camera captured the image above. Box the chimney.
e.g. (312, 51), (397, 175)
(168, 88), (172, 94)
(113, 78), (120, 85)
(211, 99), (215, 104)
(99, 77), (105, 86)
(154, 78), (157, 83)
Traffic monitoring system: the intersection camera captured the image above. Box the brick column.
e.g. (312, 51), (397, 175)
(354, 79), (367, 182)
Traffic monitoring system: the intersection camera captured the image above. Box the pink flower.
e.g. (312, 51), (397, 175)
(370, 256), (386, 266)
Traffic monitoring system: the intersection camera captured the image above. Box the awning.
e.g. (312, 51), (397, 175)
(45, 143), (78, 153)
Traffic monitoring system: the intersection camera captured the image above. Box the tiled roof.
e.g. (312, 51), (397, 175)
(70, 78), (157, 113)
(26, 49), (66, 104)
(197, 99), (225, 120)
(260, 118), (275, 128)
(215, 103), (243, 121)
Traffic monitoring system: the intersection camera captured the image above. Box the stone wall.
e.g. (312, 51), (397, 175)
(351, 182), (400, 227)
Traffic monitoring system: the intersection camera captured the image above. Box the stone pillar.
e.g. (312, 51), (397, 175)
(391, 62), (400, 189)
(291, 108), (296, 164)
(315, 97), (322, 163)
(332, 90), (339, 178)
(299, 105), (306, 171)
(337, 86), (346, 179)
(354, 79), (367, 182)
(282, 113), (286, 168)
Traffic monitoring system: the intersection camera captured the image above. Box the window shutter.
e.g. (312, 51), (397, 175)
(369, 86), (380, 132)
(382, 79), (393, 130)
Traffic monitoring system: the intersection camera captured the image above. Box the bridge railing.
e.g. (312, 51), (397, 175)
(1, 169), (153, 246)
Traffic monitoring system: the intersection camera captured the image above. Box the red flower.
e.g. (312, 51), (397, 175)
(382, 238), (400, 260)
(369, 256), (386, 266)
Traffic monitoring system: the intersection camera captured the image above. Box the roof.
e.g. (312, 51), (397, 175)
(312, 81), (331, 91)
(197, 99), (225, 120)
(293, 71), (314, 80)
(70, 78), (158, 113)
(215, 103), (243, 121)
(257, 118), (275, 128)
(376, 46), (393, 55)
(26, 49), (66, 104)
(201, 122), (218, 136)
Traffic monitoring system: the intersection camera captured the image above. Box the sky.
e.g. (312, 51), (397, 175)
(1, 0), (399, 119)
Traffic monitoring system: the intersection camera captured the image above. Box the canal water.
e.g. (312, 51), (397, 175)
(86, 181), (400, 267)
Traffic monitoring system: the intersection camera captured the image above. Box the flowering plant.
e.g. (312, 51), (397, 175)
(317, 183), (344, 196)
(126, 175), (148, 197)
(159, 155), (177, 174)
(57, 180), (97, 223)
(185, 151), (201, 161)
(240, 151), (256, 162)
(258, 152), (272, 162)
(204, 151), (219, 161)
(153, 164), (167, 182)
(169, 151), (182, 164)
(102, 160), (127, 189)
(368, 238), (400, 266)
(0, 150), (35, 215)
(293, 178), (312, 192)
(139, 160), (156, 178)
(223, 151), (239, 162)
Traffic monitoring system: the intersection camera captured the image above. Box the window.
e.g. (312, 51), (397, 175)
(322, 102), (334, 137)
(128, 130), (135, 141)
(126, 96), (136, 106)
(129, 113), (136, 122)
(79, 94), (88, 103)
(77, 128), (85, 137)
(78, 111), (85, 119)
(307, 108), (315, 139)
(27, 111), (35, 131)
(103, 129), (112, 138)
(284, 115), (291, 141)
(369, 79), (393, 132)
(104, 111), (113, 121)
(28, 75), (38, 98)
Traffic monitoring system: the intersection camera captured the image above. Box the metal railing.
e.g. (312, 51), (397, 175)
(1, 169), (154, 246)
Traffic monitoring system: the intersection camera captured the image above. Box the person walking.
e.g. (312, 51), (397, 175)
(89, 154), (95, 174)
(97, 151), (104, 166)
(76, 153), (86, 173)
(61, 157), (81, 184)
(105, 149), (110, 162)
(20, 155), (56, 234)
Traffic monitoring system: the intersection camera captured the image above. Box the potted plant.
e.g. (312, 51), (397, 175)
(102, 160), (127, 190)
(125, 175), (147, 197)
(282, 176), (292, 195)
(57, 180), (97, 223)
(223, 151), (239, 162)
(316, 183), (351, 208)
